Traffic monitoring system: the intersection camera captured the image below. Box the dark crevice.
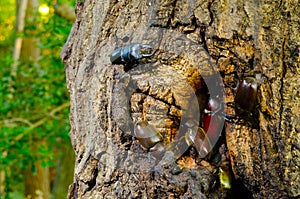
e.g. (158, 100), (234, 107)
(200, 25), (208, 52)
(77, 152), (84, 164)
(278, 38), (286, 127)
(83, 167), (98, 194)
(208, 0), (214, 26)
(168, 0), (178, 27)
(276, 23), (289, 190)
(134, 87), (182, 110)
(248, 55), (255, 70)
(226, 179), (254, 199)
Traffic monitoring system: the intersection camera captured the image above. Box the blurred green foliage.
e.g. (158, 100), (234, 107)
(0, 0), (75, 198)
(0, 0), (15, 45)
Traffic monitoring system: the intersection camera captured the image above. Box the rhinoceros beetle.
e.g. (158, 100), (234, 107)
(201, 76), (260, 136)
(201, 97), (224, 153)
(223, 76), (260, 122)
(110, 44), (154, 65)
(199, 77), (260, 154)
(233, 77), (258, 116)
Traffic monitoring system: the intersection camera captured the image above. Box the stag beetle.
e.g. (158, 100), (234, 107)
(110, 44), (154, 65)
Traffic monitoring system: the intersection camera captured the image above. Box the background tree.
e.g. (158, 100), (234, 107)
(0, 0), (75, 198)
(64, 0), (298, 198)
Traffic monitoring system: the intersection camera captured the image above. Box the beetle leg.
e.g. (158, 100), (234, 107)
(223, 114), (235, 123)
(226, 102), (235, 108)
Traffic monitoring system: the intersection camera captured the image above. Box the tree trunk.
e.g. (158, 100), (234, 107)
(24, 159), (50, 199)
(12, 0), (28, 78)
(20, 0), (51, 198)
(51, 140), (75, 199)
(62, 0), (299, 198)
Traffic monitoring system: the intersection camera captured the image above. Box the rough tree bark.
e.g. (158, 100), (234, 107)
(62, 0), (299, 198)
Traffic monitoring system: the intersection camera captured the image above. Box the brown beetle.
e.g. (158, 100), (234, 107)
(234, 77), (258, 116)
(134, 120), (214, 159)
(134, 121), (163, 150)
